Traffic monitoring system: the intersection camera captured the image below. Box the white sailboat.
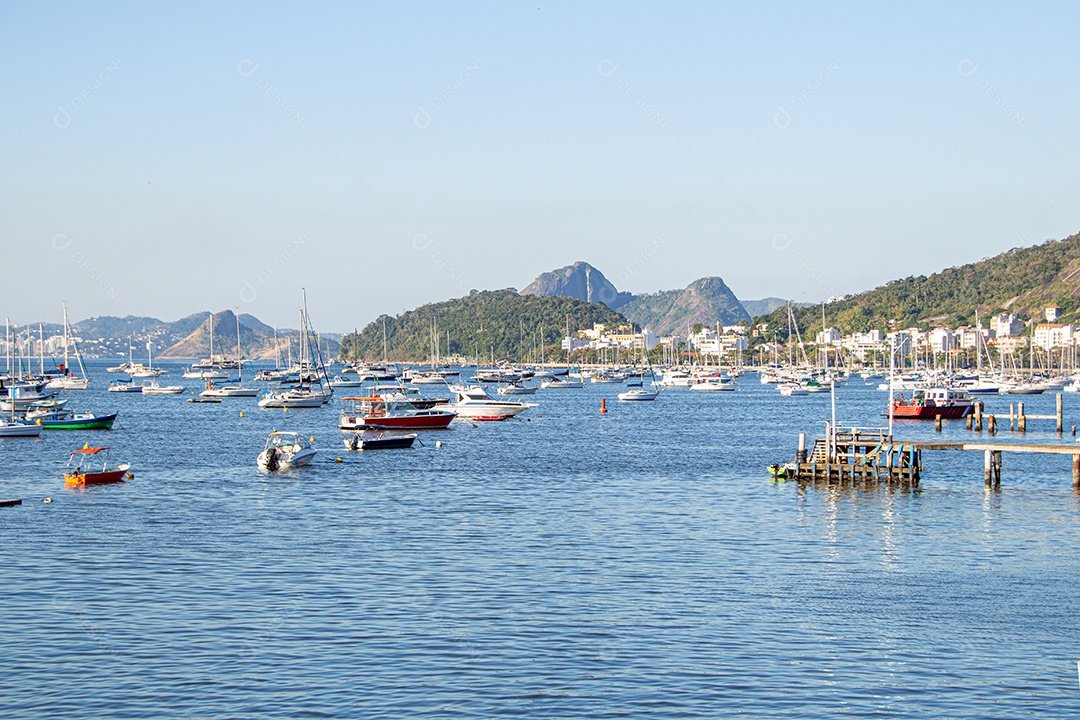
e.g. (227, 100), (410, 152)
(201, 311), (259, 397)
(259, 291), (333, 408)
(46, 303), (90, 390)
(128, 341), (166, 378)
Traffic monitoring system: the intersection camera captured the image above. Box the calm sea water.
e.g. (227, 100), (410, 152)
(2, 361), (1080, 718)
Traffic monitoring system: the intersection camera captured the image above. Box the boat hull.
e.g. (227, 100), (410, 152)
(65, 464), (130, 487)
(889, 404), (972, 419)
(340, 412), (455, 431)
(40, 413), (117, 430)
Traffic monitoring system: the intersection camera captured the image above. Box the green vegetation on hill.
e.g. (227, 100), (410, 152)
(621, 277), (750, 335)
(339, 289), (627, 363)
(757, 233), (1080, 339)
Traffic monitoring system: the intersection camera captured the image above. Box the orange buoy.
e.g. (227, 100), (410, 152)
(600, 398), (607, 414)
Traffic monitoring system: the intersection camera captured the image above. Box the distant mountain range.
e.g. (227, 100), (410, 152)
(520, 261), (763, 335)
(4, 311), (339, 360)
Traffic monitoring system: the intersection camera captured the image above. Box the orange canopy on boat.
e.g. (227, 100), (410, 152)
(70, 446), (109, 455)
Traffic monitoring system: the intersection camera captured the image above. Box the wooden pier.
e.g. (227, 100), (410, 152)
(787, 424), (1080, 490)
(788, 426), (923, 485)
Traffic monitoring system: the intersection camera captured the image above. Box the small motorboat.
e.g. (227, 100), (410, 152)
(767, 463), (792, 481)
(108, 379), (145, 393)
(257, 431), (317, 471)
(64, 446), (131, 487)
(540, 377), (584, 389)
(689, 377), (737, 392)
(496, 382), (537, 395)
(0, 419), (43, 438)
(778, 382), (809, 397)
(343, 429), (418, 451)
(142, 381), (185, 395)
(618, 387), (659, 401)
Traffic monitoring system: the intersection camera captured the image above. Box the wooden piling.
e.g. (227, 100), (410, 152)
(1010, 403), (1015, 431)
(966, 414), (973, 431)
(974, 401), (983, 431)
(797, 433), (807, 463)
(988, 414), (997, 435)
(984, 449), (993, 487)
(1018, 402), (1026, 433)
(993, 451), (1002, 489)
(1074, 454), (1080, 491)
(1057, 393), (1063, 434)
(935, 414), (942, 432)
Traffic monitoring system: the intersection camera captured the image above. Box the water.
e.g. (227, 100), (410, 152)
(3, 363), (1080, 718)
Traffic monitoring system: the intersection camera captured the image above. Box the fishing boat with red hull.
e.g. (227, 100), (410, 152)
(890, 388), (974, 420)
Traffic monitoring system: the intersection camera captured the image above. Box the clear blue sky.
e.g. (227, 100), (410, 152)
(3, 1), (1078, 331)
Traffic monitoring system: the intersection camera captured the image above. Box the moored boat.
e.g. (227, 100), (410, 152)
(343, 429), (418, 451)
(64, 446), (131, 487)
(257, 431), (317, 470)
(890, 388), (974, 419)
(38, 412), (117, 430)
(446, 384), (535, 419)
(339, 396), (455, 431)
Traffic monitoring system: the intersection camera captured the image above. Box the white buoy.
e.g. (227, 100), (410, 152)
(435, 440), (442, 448)
(43, 498), (53, 503)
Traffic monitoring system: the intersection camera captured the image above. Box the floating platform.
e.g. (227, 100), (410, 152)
(785, 427), (922, 485)
(0, 499), (23, 508)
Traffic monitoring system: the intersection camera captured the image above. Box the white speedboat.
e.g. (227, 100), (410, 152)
(108, 379), (145, 393)
(141, 381), (185, 395)
(778, 382), (809, 397)
(618, 387), (659, 401)
(330, 375), (365, 388)
(447, 384), (536, 419)
(689, 377), (737, 392)
(201, 382), (260, 398)
(540, 377), (583, 389)
(257, 431), (317, 470)
(183, 368), (230, 380)
(496, 383), (537, 395)
(657, 370), (694, 387)
(258, 387), (331, 408)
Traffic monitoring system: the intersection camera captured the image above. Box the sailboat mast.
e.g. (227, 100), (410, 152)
(236, 309), (243, 383)
(62, 303), (70, 373)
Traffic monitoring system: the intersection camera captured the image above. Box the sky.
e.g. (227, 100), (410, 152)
(3, 1), (1079, 332)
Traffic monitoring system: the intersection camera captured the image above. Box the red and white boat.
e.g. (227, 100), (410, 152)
(64, 446), (131, 487)
(339, 395), (455, 431)
(890, 388), (974, 420)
